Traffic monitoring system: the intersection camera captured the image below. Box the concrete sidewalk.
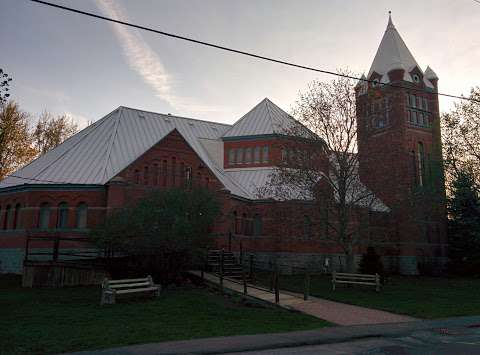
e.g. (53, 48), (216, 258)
(191, 271), (416, 326)
(68, 316), (480, 355)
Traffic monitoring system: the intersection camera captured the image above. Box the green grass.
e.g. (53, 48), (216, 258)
(0, 275), (329, 355)
(256, 272), (480, 319)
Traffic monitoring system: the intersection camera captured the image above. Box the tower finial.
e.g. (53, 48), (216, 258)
(387, 11), (394, 30)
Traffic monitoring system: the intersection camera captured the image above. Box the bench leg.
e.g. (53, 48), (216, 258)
(155, 287), (160, 297)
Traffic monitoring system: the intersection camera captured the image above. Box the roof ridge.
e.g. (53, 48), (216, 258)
(29, 109), (116, 181)
(101, 107), (123, 181)
(120, 106), (232, 127)
(221, 98), (267, 137)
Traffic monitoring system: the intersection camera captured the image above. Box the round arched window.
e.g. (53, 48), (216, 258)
(412, 74), (420, 83)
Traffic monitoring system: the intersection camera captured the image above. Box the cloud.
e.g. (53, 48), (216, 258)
(94, 0), (229, 116)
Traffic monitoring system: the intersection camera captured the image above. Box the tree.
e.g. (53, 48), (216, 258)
(0, 69), (12, 107)
(0, 102), (37, 180)
(260, 72), (386, 272)
(447, 168), (480, 275)
(91, 188), (220, 285)
(442, 87), (480, 193)
(33, 111), (78, 155)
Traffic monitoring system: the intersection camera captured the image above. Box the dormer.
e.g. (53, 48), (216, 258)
(222, 98), (314, 169)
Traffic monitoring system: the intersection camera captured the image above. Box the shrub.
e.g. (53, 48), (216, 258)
(91, 188), (220, 285)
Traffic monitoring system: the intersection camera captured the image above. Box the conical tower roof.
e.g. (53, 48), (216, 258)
(368, 14), (420, 79)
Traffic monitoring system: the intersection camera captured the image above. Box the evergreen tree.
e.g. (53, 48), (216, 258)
(448, 169), (480, 275)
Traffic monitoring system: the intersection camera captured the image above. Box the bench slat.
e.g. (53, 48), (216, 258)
(109, 282), (150, 289)
(108, 278), (149, 284)
(334, 280), (377, 286)
(115, 287), (159, 294)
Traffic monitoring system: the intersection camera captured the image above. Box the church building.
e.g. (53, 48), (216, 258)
(0, 15), (447, 275)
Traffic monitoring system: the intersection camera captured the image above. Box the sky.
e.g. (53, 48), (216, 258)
(1, 0), (479, 129)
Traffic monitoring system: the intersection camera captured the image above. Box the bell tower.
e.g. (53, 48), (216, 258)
(356, 13), (447, 274)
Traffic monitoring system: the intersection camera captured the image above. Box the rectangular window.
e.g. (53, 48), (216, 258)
(262, 146), (269, 163)
(410, 94), (416, 108)
(407, 110), (411, 123)
(254, 147), (260, 163)
(236, 148), (243, 165)
(418, 113), (424, 126)
(245, 147), (252, 164)
(423, 98), (428, 112)
(228, 149), (235, 165)
(412, 111), (417, 125)
(417, 96), (422, 109)
(144, 166), (149, 185)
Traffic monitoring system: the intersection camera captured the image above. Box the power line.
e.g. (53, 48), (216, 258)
(29, 0), (480, 104)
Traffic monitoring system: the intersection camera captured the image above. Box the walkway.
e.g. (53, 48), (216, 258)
(190, 271), (416, 326)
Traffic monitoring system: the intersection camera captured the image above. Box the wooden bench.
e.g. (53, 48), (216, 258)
(332, 272), (381, 292)
(101, 275), (161, 304)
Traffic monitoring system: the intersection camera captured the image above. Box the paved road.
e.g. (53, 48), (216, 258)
(68, 316), (480, 355)
(225, 327), (480, 354)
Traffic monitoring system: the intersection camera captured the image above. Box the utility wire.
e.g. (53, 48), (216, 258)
(29, 0), (480, 104)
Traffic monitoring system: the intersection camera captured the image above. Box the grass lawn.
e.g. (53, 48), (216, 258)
(256, 272), (480, 319)
(0, 275), (329, 355)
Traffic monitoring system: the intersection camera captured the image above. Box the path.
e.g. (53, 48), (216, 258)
(190, 271), (416, 326)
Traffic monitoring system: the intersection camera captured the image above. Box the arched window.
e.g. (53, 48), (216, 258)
(76, 203), (88, 229)
(133, 169), (140, 184)
(171, 158), (176, 186)
(153, 163), (159, 185)
(242, 213), (248, 235)
(57, 202), (69, 229)
(233, 211), (240, 234)
(417, 142), (425, 186)
(162, 160), (168, 186)
(13, 204), (21, 229)
(303, 215), (312, 238)
(253, 214), (262, 236)
(180, 162), (185, 185)
(3, 205), (11, 230)
(39, 203), (50, 229)
(144, 166), (149, 185)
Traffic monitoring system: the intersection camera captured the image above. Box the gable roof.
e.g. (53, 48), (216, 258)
(368, 15), (435, 89)
(0, 107), (233, 188)
(222, 98), (301, 138)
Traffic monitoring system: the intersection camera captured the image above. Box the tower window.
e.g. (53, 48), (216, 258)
(417, 142), (425, 186)
(412, 74), (420, 83)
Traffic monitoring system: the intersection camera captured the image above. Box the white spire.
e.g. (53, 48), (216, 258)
(367, 13), (421, 81)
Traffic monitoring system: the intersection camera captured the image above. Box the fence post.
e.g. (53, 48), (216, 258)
(269, 260), (274, 291)
(220, 248), (224, 293)
(332, 271), (336, 291)
(375, 273), (380, 292)
(243, 268), (247, 295)
(274, 260), (279, 304)
(239, 241), (243, 265)
(304, 267), (310, 301)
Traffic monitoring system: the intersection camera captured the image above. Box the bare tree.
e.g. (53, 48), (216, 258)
(0, 102), (37, 180)
(33, 111), (78, 155)
(442, 87), (480, 193)
(260, 73), (387, 272)
(0, 69), (12, 107)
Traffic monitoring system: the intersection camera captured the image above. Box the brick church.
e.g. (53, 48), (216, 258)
(0, 15), (447, 275)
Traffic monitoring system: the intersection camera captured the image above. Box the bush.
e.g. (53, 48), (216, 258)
(91, 188), (220, 285)
(359, 246), (384, 279)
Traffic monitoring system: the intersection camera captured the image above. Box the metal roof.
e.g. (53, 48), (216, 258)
(222, 98), (302, 138)
(368, 15), (434, 89)
(0, 100), (387, 211)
